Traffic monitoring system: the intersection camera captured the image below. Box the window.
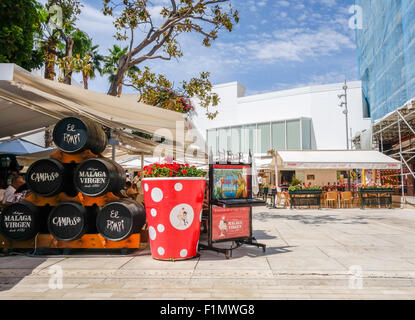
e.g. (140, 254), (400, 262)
(218, 128), (227, 152)
(258, 123), (271, 153)
(231, 127), (241, 154)
(286, 120), (301, 150)
(301, 119), (311, 150)
(272, 121), (286, 150)
(207, 130), (217, 155)
(246, 125), (256, 154)
(211, 118), (313, 154)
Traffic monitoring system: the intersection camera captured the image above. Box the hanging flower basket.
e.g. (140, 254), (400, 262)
(142, 163), (206, 261)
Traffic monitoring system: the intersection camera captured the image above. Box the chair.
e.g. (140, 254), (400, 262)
(352, 192), (361, 208)
(279, 192), (290, 208)
(325, 192), (338, 208)
(340, 191), (353, 208)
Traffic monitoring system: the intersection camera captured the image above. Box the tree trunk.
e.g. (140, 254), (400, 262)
(82, 71), (88, 90)
(117, 74), (125, 96)
(107, 55), (128, 96)
(64, 38), (74, 85)
(44, 47), (56, 80)
(43, 37), (56, 80)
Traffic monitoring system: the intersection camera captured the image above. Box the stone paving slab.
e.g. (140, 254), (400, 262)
(1, 208), (415, 299)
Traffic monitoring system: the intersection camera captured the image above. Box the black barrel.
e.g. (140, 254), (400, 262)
(97, 199), (146, 241)
(74, 158), (126, 197)
(26, 159), (78, 197)
(0, 201), (40, 241)
(47, 202), (94, 241)
(52, 116), (108, 154)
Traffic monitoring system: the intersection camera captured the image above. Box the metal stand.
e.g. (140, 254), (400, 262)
(200, 151), (266, 259)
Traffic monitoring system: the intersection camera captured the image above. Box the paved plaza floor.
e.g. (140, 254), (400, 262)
(1, 207), (415, 300)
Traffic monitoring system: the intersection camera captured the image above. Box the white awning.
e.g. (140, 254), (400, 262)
(254, 157), (274, 170)
(0, 64), (207, 161)
(276, 150), (401, 170)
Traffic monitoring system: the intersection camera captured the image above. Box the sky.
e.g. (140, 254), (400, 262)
(62, 0), (358, 95)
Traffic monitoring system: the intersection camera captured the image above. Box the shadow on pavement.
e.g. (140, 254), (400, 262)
(255, 211), (375, 225)
(0, 251), (48, 292)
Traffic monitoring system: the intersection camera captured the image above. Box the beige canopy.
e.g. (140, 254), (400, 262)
(0, 63), (206, 161)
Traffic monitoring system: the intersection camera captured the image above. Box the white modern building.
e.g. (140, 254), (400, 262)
(190, 81), (371, 158)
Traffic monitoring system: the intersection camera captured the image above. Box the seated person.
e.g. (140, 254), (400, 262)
(2, 174), (25, 204)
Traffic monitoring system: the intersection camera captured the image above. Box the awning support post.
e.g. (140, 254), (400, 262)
(141, 153), (144, 170)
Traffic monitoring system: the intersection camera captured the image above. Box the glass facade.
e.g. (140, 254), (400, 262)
(207, 118), (313, 155)
(355, 0), (415, 121)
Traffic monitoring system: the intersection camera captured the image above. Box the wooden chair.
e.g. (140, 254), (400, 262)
(325, 192), (338, 208)
(276, 192), (286, 208)
(340, 191), (353, 208)
(279, 192), (290, 208)
(352, 192), (361, 208)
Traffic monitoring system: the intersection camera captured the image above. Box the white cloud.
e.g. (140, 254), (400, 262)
(240, 27), (355, 63)
(277, 1), (290, 7)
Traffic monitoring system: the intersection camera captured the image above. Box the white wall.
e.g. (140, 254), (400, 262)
(191, 81), (371, 151)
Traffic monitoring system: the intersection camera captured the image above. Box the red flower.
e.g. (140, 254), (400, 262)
(182, 169), (188, 175)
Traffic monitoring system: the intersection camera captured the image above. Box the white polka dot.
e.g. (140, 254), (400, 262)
(151, 208), (157, 217)
(151, 188), (163, 202)
(144, 184), (149, 192)
(158, 247), (165, 256)
(180, 249), (188, 258)
(199, 210), (203, 222)
(149, 226), (156, 240)
(157, 224), (165, 232)
(174, 183), (183, 192)
(169, 204), (194, 231)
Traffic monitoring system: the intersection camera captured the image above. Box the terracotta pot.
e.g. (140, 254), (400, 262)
(142, 177), (206, 260)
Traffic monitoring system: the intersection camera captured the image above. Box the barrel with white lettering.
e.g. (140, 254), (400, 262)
(74, 158), (126, 197)
(0, 201), (40, 241)
(97, 199), (146, 241)
(26, 159), (78, 197)
(52, 116), (108, 154)
(47, 202), (97, 241)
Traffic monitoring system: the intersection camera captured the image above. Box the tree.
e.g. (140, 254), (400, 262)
(102, 0), (239, 117)
(102, 45), (139, 96)
(40, 0), (82, 83)
(128, 67), (219, 119)
(58, 30), (104, 89)
(0, 0), (45, 70)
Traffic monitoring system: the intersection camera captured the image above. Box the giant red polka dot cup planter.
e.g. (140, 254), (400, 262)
(142, 177), (206, 261)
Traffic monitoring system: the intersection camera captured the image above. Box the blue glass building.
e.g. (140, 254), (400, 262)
(355, 0), (415, 121)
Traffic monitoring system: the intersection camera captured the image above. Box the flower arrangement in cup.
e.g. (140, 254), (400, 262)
(143, 162), (206, 178)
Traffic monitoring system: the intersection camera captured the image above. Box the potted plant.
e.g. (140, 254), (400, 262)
(142, 162), (206, 260)
(288, 184), (323, 195)
(359, 183), (395, 193)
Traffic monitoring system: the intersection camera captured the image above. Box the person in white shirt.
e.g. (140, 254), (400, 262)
(2, 174), (24, 204)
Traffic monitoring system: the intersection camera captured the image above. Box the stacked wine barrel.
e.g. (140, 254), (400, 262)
(0, 116), (146, 246)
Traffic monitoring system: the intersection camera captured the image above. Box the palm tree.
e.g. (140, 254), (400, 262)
(72, 30), (104, 89)
(102, 45), (138, 96)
